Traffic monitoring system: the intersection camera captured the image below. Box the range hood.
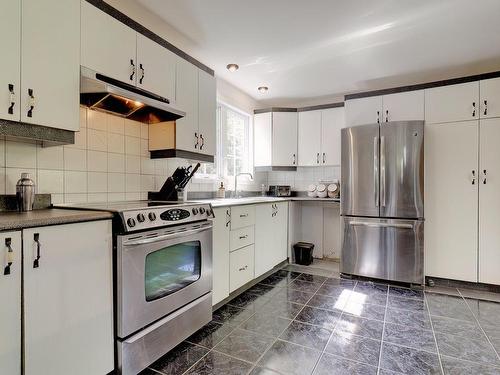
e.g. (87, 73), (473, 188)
(80, 67), (185, 124)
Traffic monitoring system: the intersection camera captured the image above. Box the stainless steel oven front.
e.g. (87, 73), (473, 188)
(116, 220), (213, 338)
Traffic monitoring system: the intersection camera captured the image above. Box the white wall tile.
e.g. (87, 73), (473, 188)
(88, 151), (108, 172)
(88, 129), (108, 152)
(65, 127), (87, 150)
(125, 119), (141, 137)
(108, 173), (125, 193)
(79, 106), (87, 128)
(108, 133), (125, 154)
(37, 169), (63, 194)
(108, 192), (125, 202)
(126, 173), (141, 192)
(141, 124), (148, 139)
(88, 193), (107, 203)
(141, 175), (155, 192)
(88, 172), (108, 193)
(64, 148), (87, 171)
(87, 110), (107, 131)
(155, 175), (167, 190)
(6, 141), (37, 168)
(0, 169), (6, 194)
(64, 193), (88, 203)
(64, 171), (87, 194)
(125, 136), (141, 155)
(108, 153), (125, 173)
(154, 159), (169, 175)
(6, 168), (36, 194)
(140, 139), (148, 157)
(37, 145), (64, 170)
(125, 192), (141, 201)
(125, 155), (141, 174)
(108, 116), (124, 134)
(51, 194), (64, 204)
(0, 139), (5, 167)
(141, 158), (155, 175)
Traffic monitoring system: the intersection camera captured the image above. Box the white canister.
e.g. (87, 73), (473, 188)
(327, 182), (339, 198)
(316, 184), (327, 198)
(307, 184), (316, 198)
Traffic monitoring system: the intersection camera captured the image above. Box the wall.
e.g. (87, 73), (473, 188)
(267, 166), (340, 192)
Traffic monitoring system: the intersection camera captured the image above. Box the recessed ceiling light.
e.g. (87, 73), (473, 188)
(226, 63), (239, 72)
(258, 86), (269, 93)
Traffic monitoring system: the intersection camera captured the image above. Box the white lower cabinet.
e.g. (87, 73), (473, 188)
(230, 245), (255, 292)
(0, 231), (22, 375)
(255, 202), (289, 278)
(212, 207), (230, 305)
(23, 220), (114, 375)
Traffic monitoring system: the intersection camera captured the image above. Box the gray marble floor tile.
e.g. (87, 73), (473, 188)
(431, 315), (486, 341)
(324, 330), (381, 365)
(295, 273), (328, 283)
(466, 298), (500, 326)
(149, 341), (208, 375)
(313, 353), (378, 375)
(435, 331), (500, 365)
(490, 336), (500, 353)
(383, 323), (437, 353)
(273, 288), (314, 304)
(354, 280), (389, 293)
(294, 305), (341, 330)
(459, 289), (500, 303)
(186, 321), (235, 349)
(426, 293), (475, 321)
(387, 295), (427, 311)
(274, 269), (301, 280)
(323, 277), (357, 288)
(258, 275), (291, 288)
(307, 294), (347, 312)
(342, 300), (386, 321)
(212, 304), (255, 326)
(350, 286), (388, 306)
(184, 351), (253, 375)
(424, 285), (461, 296)
(380, 343), (441, 375)
(214, 328), (274, 363)
(249, 367), (283, 375)
(259, 299), (304, 319)
(239, 312), (292, 338)
(316, 284), (353, 299)
(227, 292), (271, 310)
(257, 340), (321, 375)
(385, 307), (432, 330)
(288, 279), (322, 294)
(481, 322), (500, 340)
(246, 283), (281, 297)
(441, 355), (500, 375)
(279, 320), (332, 351)
(334, 314), (384, 340)
(389, 286), (424, 300)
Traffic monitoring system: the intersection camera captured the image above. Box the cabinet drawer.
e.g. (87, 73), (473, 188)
(230, 245), (255, 292)
(230, 226), (254, 251)
(230, 205), (255, 229)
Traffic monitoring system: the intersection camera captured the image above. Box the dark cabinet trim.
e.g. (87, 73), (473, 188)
(150, 149), (214, 163)
(254, 102), (344, 114)
(0, 120), (74, 145)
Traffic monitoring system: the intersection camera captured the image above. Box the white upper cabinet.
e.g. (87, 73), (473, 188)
(21, 0), (80, 131)
(254, 112), (272, 167)
(321, 107), (344, 166)
(81, 1), (137, 84)
(136, 34), (176, 102)
(272, 112), (298, 166)
(0, 1), (20, 122)
(298, 111), (322, 166)
(479, 77), (500, 119)
(0, 231), (22, 375)
(175, 58), (199, 152)
(198, 70), (217, 156)
(425, 82), (479, 124)
(383, 90), (424, 122)
(345, 96), (383, 127)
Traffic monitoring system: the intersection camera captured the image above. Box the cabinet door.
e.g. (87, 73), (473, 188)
(0, 0), (20, 121)
(21, 0), (80, 131)
(425, 82), (479, 124)
(23, 221), (114, 375)
(198, 70), (217, 156)
(424, 121), (478, 282)
(272, 112), (298, 166)
(0, 231), (21, 375)
(273, 202), (289, 265)
(383, 90), (424, 122)
(175, 58), (199, 152)
(81, 1), (137, 85)
(479, 118), (500, 285)
(298, 111), (322, 166)
(212, 207), (230, 305)
(321, 107), (344, 166)
(254, 113), (272, 167)
(345, 96), (383, 127)
(480, 77), (500, 119)
(136, 34), (176, 102)
(229, 245), (255, 292)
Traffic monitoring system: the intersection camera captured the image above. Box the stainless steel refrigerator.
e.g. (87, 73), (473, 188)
(340, 121), (424, 285)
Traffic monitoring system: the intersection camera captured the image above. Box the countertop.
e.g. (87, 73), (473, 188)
(0, 208), (114, 231)
(191, 196), (340, 208)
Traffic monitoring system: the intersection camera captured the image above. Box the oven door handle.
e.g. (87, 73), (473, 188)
(122, 225), (212, 246)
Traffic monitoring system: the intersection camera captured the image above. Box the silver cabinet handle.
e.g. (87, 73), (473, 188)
(380, 136), (386, 207)
(239, 214), (248, 218)
(350, 221), (413, 229)
(27, 88), (35, 118)
(472, 102), (476, 117)
(33, 233), (41, 268)
(472, 170), (476, 185)
(139, 63), (145, 84)
(130, 59), (136, 81)
(194, 132), (199, 149)
(377, 111), (380, 123)
(385, 110), (389, 122)
(323, 152), (326, 164)
(199, 134), (204, 150)
(3, 238), (14, 275)
(292, 153), (296, 165)
(239, 235), (248, 240)
(8, 84), (15, 115)
(484, 100), (488, 116)
(482, 169), (487, 184)
(123, 224), (212, 246)
(316, 152), (320, 164)
(238, 265), (248, 271)
(225, 209), (231, 227)
(373, 137), (379, 207)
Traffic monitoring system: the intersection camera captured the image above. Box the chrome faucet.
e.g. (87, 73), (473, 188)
(234, 172), (253, 198)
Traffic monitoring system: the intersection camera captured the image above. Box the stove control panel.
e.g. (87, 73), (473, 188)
(160, 208), (190, 221)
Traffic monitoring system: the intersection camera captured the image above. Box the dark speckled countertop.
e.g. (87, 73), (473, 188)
(0, 209), (113, 231)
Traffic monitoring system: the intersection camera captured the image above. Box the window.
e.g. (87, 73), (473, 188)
(195, 102), (252, 180)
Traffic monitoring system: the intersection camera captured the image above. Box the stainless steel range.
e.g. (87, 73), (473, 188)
(57, 200), (214, 375)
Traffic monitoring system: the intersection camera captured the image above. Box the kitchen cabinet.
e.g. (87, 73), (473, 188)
(383, 90), (424, 122)
(212, 207), (230, 305)
(81, 1), (137, 85)
(0, 1), (21, 122)
(175, 59), (199, 152)
(136, 33), (176, 102)
(0, 231), (22, 375)
(345, 96), (383, 127)
(425, 82), (479, 124)
(230, 205), (256, 229)
(230, 245), (255, 292)
(425, 121), (479, 282)
(198, 70), (217, 156)
(298, 111), (322, 166)
(272, 112), (298, 166)
(321, 107), (344, 166)
(479, 77), (500, 119)
(254, 112), (272, 167)
(255, 202), (288, 277)
(23, 220), (114, 375)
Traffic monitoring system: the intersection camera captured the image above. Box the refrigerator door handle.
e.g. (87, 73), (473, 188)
(349, 221), (414, 229)
(373, 137), (379, 207)
(380, 135), (386, 207)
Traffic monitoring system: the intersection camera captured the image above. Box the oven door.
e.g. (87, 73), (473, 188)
(117, 221), (212, 338)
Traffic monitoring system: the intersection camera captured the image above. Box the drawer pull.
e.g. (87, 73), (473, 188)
(33, 233), (41, 268)
(238, 265), (248, 271)
(239, 214), (248, 218)
(3, 238), (13, 275)
(239, 235), (248, 240)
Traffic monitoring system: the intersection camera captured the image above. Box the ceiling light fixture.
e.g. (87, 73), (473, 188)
(258, 86), (269, 93)
(226, 63), (239, 72)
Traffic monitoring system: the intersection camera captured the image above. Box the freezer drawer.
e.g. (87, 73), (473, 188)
(341, 217), (424, 284)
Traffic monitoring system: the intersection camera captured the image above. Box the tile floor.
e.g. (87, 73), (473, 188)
(141, 268), (500, 375)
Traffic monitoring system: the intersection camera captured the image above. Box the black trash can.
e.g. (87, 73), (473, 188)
(293, 242), (314, 266)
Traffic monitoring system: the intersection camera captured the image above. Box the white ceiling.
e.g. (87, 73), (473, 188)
(136, 0), (500, 106)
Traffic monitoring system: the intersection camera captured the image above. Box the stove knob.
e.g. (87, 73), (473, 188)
(199, 207), (206, 214)
(127, 218), (136, 228)
(192, 208), (199, 215)
(148, 212), (156, 221)
(137, 213), (145, 223)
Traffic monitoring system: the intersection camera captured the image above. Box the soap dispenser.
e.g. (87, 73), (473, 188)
(217, 182), (226, 198)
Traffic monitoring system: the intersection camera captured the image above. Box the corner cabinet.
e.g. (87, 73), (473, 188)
(23, 220), (114, 375)
(0, 231), (22, 375)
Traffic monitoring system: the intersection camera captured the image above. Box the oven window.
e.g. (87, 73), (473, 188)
(145, 241), (201, 302)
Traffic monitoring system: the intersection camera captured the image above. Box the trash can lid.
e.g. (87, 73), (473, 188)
(294, 242), (315, 249)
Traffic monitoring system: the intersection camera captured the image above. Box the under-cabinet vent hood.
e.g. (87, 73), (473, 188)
(80, 67), (185, 124)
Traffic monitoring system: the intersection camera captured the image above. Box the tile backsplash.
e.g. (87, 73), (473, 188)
(267, 166), (340, 191)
